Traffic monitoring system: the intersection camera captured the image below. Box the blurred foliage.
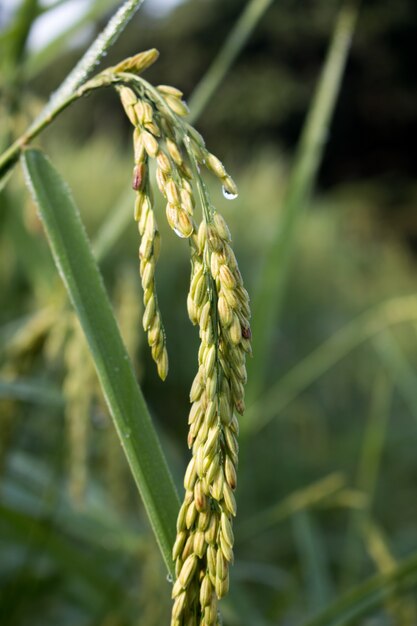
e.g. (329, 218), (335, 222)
(18, 0), (417, 180)
(1, 1), (417, 625)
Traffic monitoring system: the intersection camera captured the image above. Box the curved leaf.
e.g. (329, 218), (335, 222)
(21, 148), (180, 575)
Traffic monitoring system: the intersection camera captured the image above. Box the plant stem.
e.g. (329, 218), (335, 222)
(31, 0), (144, 121)
(0, 0), (145, 177)
(188, 0), (274, 124)
(340, 371), (391, 586)
(247, 0), (360, 401)
(0, 93), (79, 176)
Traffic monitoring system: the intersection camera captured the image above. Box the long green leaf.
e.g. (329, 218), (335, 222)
(21, 148), (180, 575)
(302, 551), (417, 626)
(248, 0), (360, 400)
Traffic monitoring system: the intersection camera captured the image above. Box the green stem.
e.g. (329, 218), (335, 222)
(340, 371), (392, 586)
(248, 0), (360, 401)
(0, 92), (79, 176)
(30, 0), (144, 120)
(0, 76), (112, 176)
(0, 0), (145, 177)
(188, 0), (275, 124)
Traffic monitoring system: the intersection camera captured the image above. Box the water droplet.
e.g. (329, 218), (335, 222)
(222, 186), (238, 200)
(166, 573), (173, 584)
(124, 430), (131, 439)
(173, 227), (186, 238)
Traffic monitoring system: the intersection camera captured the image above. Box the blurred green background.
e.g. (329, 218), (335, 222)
(1, 1), (417, 624)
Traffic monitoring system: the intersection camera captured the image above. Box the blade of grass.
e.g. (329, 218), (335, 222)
(341, 370), (392, 586)
(248, 0), (360, 400)
(238, 472), (346, 542)
(293, 510), (333, 611)
(32, 0), (145, 122)
(21, 148), (180, 575)
(301, 551), (417, 626)
(0, 0), (145, 177)
(352, 372), (391, 514)
(188, 0), (274, 124)
(243, 295), (417, 435)
(373, 329), (417, 422)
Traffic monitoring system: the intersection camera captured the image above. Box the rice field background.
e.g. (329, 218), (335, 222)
(1, 1), (417, 625)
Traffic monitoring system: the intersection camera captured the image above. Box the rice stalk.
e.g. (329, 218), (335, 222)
(15, 45), (251, 618)
(112, 54), (251, 624)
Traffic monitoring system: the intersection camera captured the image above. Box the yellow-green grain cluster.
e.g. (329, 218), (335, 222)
(118, 85), (170, 380)
(110, 50), (251, 624)
(171, 211), (251, 625)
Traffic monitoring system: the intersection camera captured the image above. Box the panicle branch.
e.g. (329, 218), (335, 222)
(112, 50), (251, 624)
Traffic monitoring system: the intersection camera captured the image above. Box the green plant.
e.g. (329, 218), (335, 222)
(4, 32), (251, 621)
(2, 1), (417, 625)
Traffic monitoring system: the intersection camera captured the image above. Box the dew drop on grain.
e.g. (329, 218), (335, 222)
(222, 186), (238, 200)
